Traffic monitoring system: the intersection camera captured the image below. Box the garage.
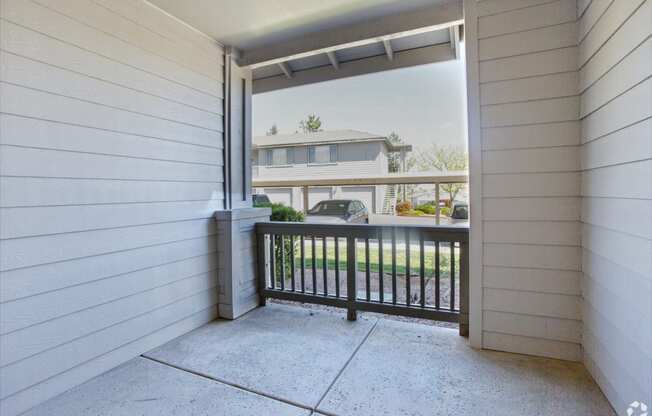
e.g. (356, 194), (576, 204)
(339, 186), (376, 213)
(264, 188), (293, 207)
(307, 187), (333, 211)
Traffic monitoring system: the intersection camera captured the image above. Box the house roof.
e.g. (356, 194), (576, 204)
(253, 129), (412, 152)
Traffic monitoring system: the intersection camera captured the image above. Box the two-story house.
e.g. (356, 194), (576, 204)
(252, 130), (411, 213)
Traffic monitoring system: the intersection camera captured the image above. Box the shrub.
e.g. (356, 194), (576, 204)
(255, 202), (304, 222)
(415, 203), (436, 215)
(440, 206), (451, 217)
(399, 209), (425, 217)
(254, 202), (303, 280)
(395, 200), (412, 214)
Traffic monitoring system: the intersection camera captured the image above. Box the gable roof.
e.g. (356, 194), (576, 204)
(253, 129), (412, 152)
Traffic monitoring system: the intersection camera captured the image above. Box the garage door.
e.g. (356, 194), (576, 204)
(340, 186), (375, 213)
(265, 188), (293, 207)
(307, 187), (332, 211)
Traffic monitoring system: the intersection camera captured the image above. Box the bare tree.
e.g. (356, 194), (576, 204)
(410, 145), (468, 203)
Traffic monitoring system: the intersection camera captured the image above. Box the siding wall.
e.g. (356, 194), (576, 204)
(578, 0), (652, 411)
(0, 0), (224, 414)
(475, 0), (584, 361)
(254, 141), (386, 178)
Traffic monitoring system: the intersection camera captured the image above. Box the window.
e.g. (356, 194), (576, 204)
(309, 145), (337, 164)
(266, 148), (293, 166)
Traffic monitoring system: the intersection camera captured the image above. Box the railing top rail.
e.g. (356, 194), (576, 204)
(255, 221), (469, 242)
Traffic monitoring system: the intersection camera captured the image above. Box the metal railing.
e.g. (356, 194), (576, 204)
(256, 222), (469, 336)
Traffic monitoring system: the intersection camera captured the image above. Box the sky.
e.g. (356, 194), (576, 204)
(253, 58), (467, 152)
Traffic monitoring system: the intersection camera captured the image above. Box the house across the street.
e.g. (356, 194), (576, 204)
(253, 130), (412, 213)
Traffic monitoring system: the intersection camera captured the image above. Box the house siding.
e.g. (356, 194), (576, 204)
(0, 0), (224, 414)
(474, 0), (584, 361)
(255, 141), (385, 178)
(578, 0), (652, 412)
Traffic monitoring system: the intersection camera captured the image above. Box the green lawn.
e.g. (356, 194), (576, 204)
(279, 240), (456, 276)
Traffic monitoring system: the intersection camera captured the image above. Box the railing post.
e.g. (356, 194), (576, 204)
(257, 232), (268, 307)
(459, 241), (469, 337)
(435, 184), (441, 225)
(346, 236), (357, 321)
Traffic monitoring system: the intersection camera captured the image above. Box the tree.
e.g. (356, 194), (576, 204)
(387, 132), (403, 173)
(298, 114), (323, 133)
(411, 144), (468, 204)
(266, 124), (278, 136)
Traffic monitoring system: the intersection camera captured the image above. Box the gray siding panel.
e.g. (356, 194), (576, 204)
(0, 0), (224, 414)
(579, 0), (652, 411)
(474, 0), (583, 362)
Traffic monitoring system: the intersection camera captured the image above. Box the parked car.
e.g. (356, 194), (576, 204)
(252, 194), (271, 206)
(305, 200), (369, 224)
(450, 202), (468, 222)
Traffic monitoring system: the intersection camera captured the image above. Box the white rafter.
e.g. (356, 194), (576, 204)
(382, 39), (394, 61)
(277, 61), (293, 78)
(326, 51), (339, 69)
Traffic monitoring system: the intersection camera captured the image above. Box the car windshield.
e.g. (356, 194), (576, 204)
(308, 201), (350, 216)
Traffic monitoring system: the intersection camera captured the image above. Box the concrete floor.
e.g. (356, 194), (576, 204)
(26, 303), (615, 416)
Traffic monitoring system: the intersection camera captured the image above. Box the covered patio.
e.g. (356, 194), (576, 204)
(1, 0), (649, 414)
(24, 303), (612, 416)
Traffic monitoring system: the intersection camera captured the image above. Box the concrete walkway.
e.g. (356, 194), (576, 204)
(25, 303), (614, 416)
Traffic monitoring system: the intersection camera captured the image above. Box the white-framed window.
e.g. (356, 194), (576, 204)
(309, 144), (337, 163)
(266, 148), (293, 166)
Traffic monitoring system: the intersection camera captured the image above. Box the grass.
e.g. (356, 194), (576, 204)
(275, 239), (457, 276)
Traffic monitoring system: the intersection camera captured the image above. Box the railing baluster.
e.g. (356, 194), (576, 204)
(405, 229), (411, 307)
(323, 237), (328, 296)
(378, 228), (384, 303)
(280, 235), (285, 291)
(311, 236), (317, 295)
(435, 241), (440, 309)
(419, 232), (425, 308)
(290, 235), (295, 291)
(346, 236), (357, 321)
(391, 227), (397, 305)
(300, 235), (306, 293)
(450, 241), (456, 311)
(365, 238), (371, 302)
(335, 237), (340, 298)
(269, 234), (276, 290)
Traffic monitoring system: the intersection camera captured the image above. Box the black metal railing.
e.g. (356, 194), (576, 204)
(256, 222), (469, 336)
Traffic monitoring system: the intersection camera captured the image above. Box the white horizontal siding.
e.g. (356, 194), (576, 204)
(579, 0), (652, 411)
(0, 0), (224, 414)
(473, 0), (583, 362)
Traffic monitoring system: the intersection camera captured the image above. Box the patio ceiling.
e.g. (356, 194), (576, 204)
(146, 0), (463, 93)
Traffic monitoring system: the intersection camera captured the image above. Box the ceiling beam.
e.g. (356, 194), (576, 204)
(239, 0), (463, 67)
(382, 39), (394, 60)
(278, 62), (293, 78)
(449, 25), (460, 60)
(254, 43), (454, 94)
(326, 51), (339, 69)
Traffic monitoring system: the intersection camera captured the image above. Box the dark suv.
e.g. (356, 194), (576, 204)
(306, 200), (369, 224)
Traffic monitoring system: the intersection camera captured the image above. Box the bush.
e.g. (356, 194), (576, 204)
(255, 202), (304, 222)
(440, 206), (451, 217)
(395, 200), (412, 214)
(254, 202), (303, 281)
(399, 209), (425, 217)
(415, 203), (436, 215)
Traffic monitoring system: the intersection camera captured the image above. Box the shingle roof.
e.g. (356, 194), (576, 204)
(253, 129), (411, 151)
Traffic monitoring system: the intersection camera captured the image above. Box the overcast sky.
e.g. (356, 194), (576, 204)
(253, 58), (467, 152)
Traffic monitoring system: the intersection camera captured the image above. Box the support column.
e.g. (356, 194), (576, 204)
(302, 185), (310, 213)
(215, 207), (271, 319)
